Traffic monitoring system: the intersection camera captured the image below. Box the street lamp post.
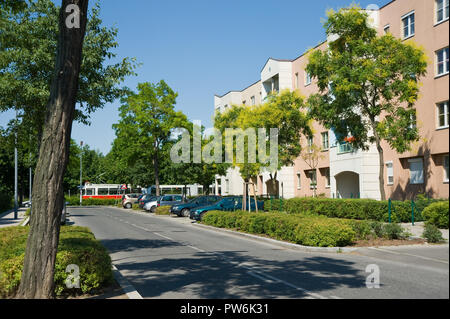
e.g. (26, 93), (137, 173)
(14, 109), (18, 220)
(79, 141), (83, 206)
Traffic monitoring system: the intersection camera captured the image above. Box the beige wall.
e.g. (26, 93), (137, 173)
(379, 0), (449, 199)
(291, 42), (331, 198)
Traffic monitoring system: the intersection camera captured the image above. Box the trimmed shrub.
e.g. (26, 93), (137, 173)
(65, 196), (118, 207)
(155, 205), (171, 215)
(0, 226), (113, 298)
(422, 223), (444, 243)
(382, 223), (407, 240)
(422, 201), (449, 229)
(201, 211), (356, 247)
(284, 197), (413, 223)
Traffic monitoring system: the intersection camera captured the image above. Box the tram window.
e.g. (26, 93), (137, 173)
(85, 189), (94, 196)
(98, 188), (109, 195)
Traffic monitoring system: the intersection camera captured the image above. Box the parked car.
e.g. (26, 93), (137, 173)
(122, 193), (142, 209)
(61, 201), (69, 225)
(170, 195), (221, 217)
(190, 196), (264, 221)
(138, 194), (158, 209)
(143, 194), (183, 213)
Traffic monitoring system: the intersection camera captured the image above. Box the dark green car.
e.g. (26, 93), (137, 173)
(170, 195), (222, 217)
(190, 196), (264, 221)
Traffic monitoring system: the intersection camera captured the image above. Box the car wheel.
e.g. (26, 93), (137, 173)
(181, 208), (190, 217)
(125, 203), (132, 209)
(150, 206), (156, 213)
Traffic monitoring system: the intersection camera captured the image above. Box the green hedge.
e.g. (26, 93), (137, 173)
(201, 211), (357, 247)
(0, 189), (13, 213)
(0, 226), (113, 298)
(65, 196), (118, 206)
(155, 205), (171, 215)
(422, 201), (449, 229)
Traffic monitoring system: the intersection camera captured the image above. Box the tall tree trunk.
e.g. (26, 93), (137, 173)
(154, 154), (160, 196)
(16, 0), (88, 299)
(373, 131), (387, 201)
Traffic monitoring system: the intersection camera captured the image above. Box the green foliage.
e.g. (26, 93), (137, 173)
(0, 187), (13, 213)
(154, 205), (171, 215)
(202, 211), (356, 247)
(422, 223), (444, 243)
(65, 196), (117, 207)
(422, 201), (449, 229)
(0, 226), (113, 298)
(214, 90), (312, 181)
(382, 223), (407, 240)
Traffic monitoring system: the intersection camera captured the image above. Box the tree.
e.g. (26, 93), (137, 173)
(0, 0), (137, 149)
(113, 81), (190, 196)
(306, 6), (427, 200)
(214, 90), (311, 206)
(16, 0), (89, 299)
(300, 141), (325, 198)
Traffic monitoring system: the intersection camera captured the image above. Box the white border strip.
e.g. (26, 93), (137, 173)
(112, 264), (143, 299)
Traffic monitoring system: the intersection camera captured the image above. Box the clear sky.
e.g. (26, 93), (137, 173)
(0, 0), (389, 155)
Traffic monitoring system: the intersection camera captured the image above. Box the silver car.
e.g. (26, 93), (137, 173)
(144, 194), (183, 213)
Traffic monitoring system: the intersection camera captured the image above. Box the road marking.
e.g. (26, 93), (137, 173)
(368, 247), (449, 264)
(112, 264), (143, 300)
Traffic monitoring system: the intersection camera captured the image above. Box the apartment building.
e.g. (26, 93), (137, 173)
(213, 0), (449, 200)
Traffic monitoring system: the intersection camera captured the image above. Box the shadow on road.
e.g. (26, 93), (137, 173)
(99, 236), (366, 298)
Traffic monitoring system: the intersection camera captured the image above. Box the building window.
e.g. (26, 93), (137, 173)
(305, 71), (312, 86)
(309, 170), (317, 189)
(325, 168), (330, 188)
(338, 142), (353, 154)
(225, 179), (230, 193)
(384, 24), (390, 34)
(408, 158), (424, 185)
(436, 47), (449, 76)
(386, 161), (394, 185)
(307, 137), (314, 153)
(321, 132), (329, 150)
(297, 172), (301, 189)
(437, 101), (449, 128)
(251, 96), (255, 105)
(444, 155), (449, 183)
(402, 11), (415, 39)
(242, 100), (246, 105)
(295, 73), (299, 89)
(436, 0), (449, 23)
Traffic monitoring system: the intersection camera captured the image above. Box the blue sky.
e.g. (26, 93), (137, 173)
(0, 0), (388, 155)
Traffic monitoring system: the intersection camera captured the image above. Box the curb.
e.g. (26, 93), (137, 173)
(111, 264), (143, 300)
(193, 222), (358, 253)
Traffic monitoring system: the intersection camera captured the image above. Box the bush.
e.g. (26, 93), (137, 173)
(201, 211), (356, 247)
(0, 226), (113, 298)
(0, 188), (13, 213)
(382, 223), (407, 240)
(155, 205), (171, 215)
(65, 196), (118, 207)
(422, 223), (444, 243)
(422, 201), (449, 229)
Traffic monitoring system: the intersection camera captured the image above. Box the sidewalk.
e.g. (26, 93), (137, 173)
(0, 208), (28, 228)
(401, 222), (449, 241)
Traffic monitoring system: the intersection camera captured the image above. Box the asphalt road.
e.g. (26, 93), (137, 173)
(68, 206), (449, 299)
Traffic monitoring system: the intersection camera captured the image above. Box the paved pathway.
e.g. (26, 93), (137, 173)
(0, 208), (27, 228)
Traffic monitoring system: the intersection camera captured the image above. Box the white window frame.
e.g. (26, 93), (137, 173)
(295, 73), (299, 89)
(304, 71), (312, 86)
(325, 168), (331, 188)
(444, 155), (449, 183)
(307, 137), (314, 153)
(309, 170), (317, 190)
(383, 24), (390, 34)
(436, 47), (449, 76)
(251, 96), (255, 106)
(437, 101), (449, 128)
(401, 11), (415, 40)
(436, 0), (449, 24)
(386, 161), (394, 185)
(408, 158), (424, 185)
(321, 132), (329, 150)
(297, 172), (301, 190)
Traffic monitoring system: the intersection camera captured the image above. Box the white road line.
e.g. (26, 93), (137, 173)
(111, 264), (143, 300)
(368, 247), (449, 264)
